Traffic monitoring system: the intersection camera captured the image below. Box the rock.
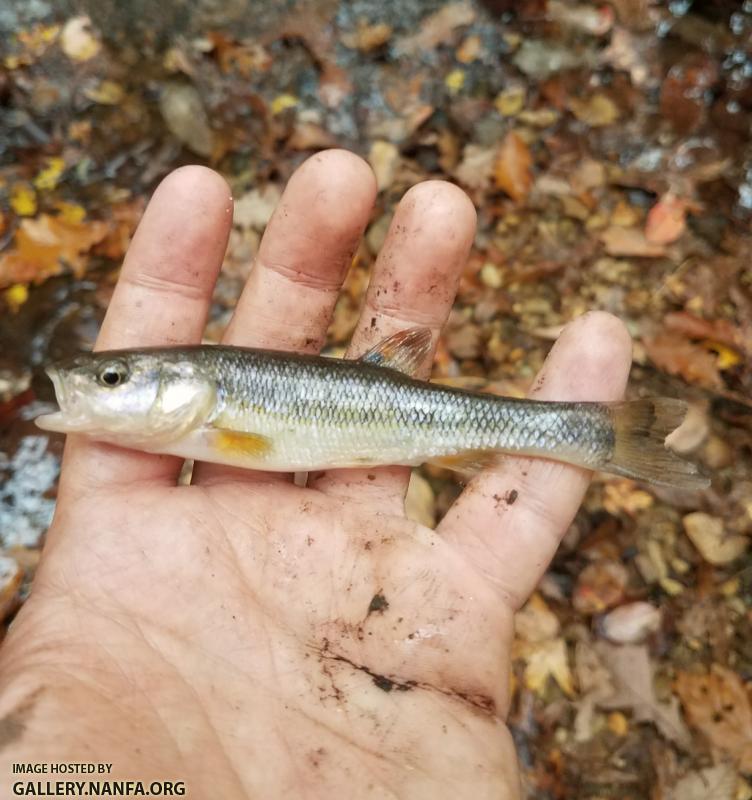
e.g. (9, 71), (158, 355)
(683, 512), (749, 566)
(573, 560), (629, 615)
(599, 602), (661, 644)
(404, 471), (436, 529)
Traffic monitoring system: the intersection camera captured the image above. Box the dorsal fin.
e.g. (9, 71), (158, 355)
(359, 328), (433, 376)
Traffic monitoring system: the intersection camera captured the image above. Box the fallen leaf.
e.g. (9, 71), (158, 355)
(569, 93), (620, 126)
(394, 2), (476, 56)
(515, 637), (575, 698)
(93, 199), (144, 261)
(494, 131), (533, 203)
(9, 183), (37, 216)
(0, 214), (109, 288)
(645, 193), (687, 245)
(515, 593), (560, 643)
(444, 68), (466, 93)
(83, 80), (125, 105)
(595, 642), (692, 749)
(270, 93), (298, 115)
(33, 156), (66, 191)
(494, 86), (526, 116)
(60, 16), (101, 62)
(643, 332), (723, 390)
(667, 764), (737, 800)
(453, 144), (496, 190)
(675, 666), (752, 771)
(682, 512), (749, 566)
(368, 140), (400, 192)
(599, 226), (666, 257)
(233, 185), (281, 231)
(341, 21), (392, 52)
(600, 602), (662, 644)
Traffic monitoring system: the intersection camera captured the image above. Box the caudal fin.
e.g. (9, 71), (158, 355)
(606, 398), (710, 490)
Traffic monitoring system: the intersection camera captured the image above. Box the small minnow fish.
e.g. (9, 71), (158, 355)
(35, 328), (708, 489)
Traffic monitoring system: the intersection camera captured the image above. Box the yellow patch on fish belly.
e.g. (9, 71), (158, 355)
(211, 429), (272, 457)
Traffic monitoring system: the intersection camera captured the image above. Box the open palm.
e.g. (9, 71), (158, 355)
(0, 151), (631, 798)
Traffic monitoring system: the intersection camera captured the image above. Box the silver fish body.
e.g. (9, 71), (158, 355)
(36, 330), (707, 489)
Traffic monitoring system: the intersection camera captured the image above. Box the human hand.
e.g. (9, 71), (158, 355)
(0, 151), (632, 798)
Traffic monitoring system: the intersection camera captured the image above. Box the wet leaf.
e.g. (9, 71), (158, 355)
(569, 93), (620, 127)
(341, 21), (393, 52)
(0, 214), (109, 288)
(675, 666), (752, 771)
(60, 16), (101, 62)
(515, 637), (575, 698)
(643, 332), (724, 390)
(599, 226), (666, 257)
(82, 80), (125, 105)
(33, 157), (66, 191)
(667, 764), (737, 800)
(596, 642), (692, 748)
(645, 193), (687, 245)
(9, 183), (37, 217)
(271, 93), (298, 115)
(453, 144), (496, 190)
(394, 2), (476, 56)
(682, 512), (749, 566)
(515, 593), (560, 643)
(494, 131), (533, 203)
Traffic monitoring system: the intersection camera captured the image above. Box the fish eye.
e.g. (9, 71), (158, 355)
(97, 362), (129, 388)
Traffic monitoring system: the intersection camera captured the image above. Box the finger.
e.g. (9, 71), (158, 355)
(438, 312), (633, 610)
(310, 180), (477, 509)
(194, 149), (377, 486)
(59, 166), (233, 495)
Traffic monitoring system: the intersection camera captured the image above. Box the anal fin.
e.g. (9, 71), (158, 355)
(427, 449), (498, 475)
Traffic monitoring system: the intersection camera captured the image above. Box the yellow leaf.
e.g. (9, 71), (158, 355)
(10, 183), (37, 216)
(34, 157), (66, 191)
(83, 80), (125, 105)
(60, 16), (101, 62)
(707, 341), (742, 370)
(516, 637), (575, 698)
(271, 94), (298, 115)
(54, 201), (86, 223)
(494, 86), (526, 116)
(4, 283), (28, 312)
(607, 711), (629, 736)
(444, 68), (465, 93)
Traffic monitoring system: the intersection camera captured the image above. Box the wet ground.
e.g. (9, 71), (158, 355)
(1, 0), (751, 796)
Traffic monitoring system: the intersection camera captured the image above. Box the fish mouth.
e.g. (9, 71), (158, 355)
(34, 366), (89, 433)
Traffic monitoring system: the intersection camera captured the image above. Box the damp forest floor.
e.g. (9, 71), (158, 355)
(0, 1), (751, 797)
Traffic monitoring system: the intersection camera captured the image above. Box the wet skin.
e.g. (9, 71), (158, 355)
(0, 151), (632, 798)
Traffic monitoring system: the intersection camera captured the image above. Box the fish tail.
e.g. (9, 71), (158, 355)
(604, 398), (709, 490)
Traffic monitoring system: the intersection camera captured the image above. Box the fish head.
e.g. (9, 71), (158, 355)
(35, 350), (215, 447)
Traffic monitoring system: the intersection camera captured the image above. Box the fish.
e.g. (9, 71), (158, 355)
(35, 327), (708, 489)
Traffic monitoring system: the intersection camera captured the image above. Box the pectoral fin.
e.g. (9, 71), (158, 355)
(359, 328), (433, 377)
(208, 428), (273, 458)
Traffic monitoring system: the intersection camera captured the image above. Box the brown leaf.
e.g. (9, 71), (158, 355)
(573, 560), (629, 615)
(394, 2), (476, 56)
(599, 226), (666, 257)
(0, 214), (109, 288)
(494, 131), (533, 203)
(643, 332), (723, 390)
(595, 642), (692, 749)
(675, 666), (752, 771)
(645, 193), (687, 245)
(453, 144), (496, 191)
